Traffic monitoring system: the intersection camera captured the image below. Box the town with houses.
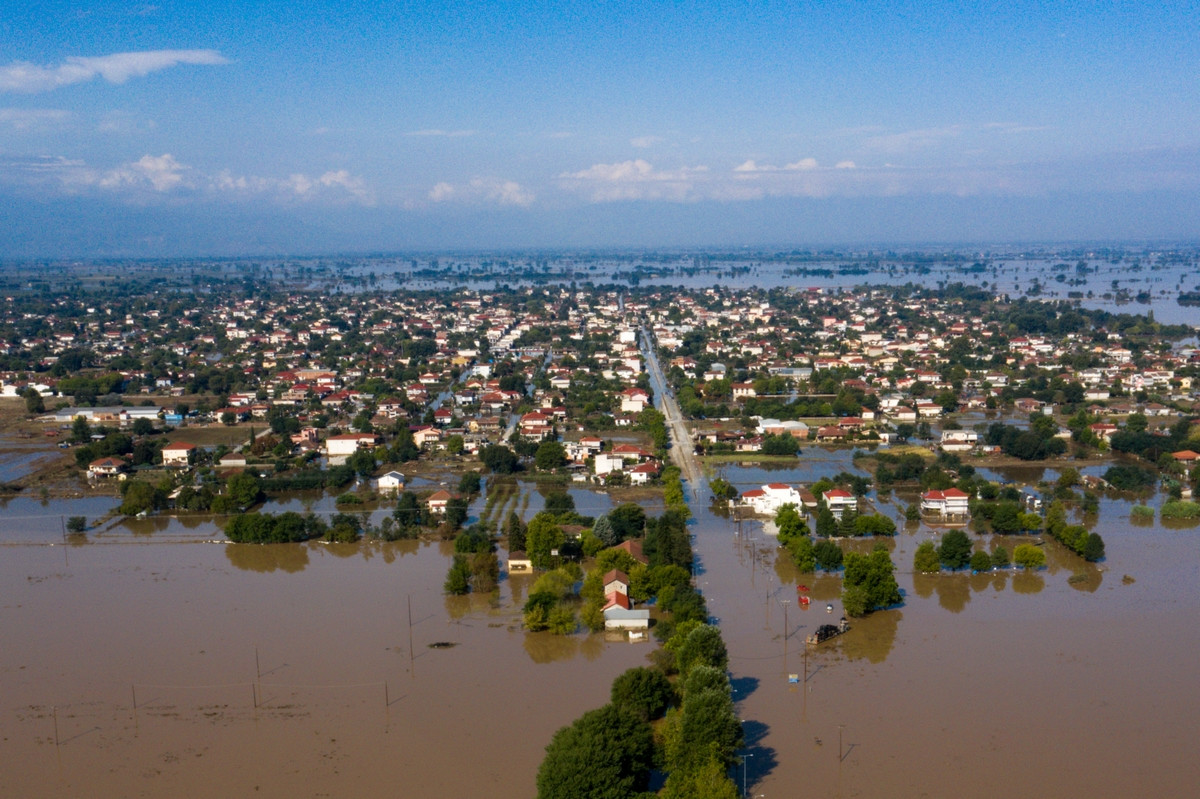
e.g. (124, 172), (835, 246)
(1, 267), (1198, 532)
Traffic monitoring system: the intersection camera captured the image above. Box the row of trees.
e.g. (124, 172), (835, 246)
(914, 533), (1045, 572)
(536, 624), (742, 799)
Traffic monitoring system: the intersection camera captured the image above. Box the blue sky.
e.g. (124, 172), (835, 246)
(2, 1), (1198, 255)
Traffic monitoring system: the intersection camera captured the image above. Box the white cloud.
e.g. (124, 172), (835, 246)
(428, 182), (456, 202)
(630, 135), (663, 149)
(99, 153), (189, 191)
(471, 178), (535, 206)
(558, 159), (710, 202)
(0, 151), (375, 204)
(835, 160), (856, 169)
(734, 160), (762, 172)
(0, 107), (71, 130)
(0, 50), (229, 94)
(425, 177), (534, 207)
(784, 157), (818, 171)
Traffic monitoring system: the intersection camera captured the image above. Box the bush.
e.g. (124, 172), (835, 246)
(1161, 500), (1200, 519)
(969, 550), (993, 573)
(913, 540), (940, 573)
(1013, 543), (1046, 570)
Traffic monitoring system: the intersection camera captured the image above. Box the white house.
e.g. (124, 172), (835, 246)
(822, 488), (858, 518)
(940, 430), (979, 452)
(377, 471), (406, 494)
(161, 442), (196, 468)
(921, 488), (971, 518)
(741, 483), (804, 516)
(324, 433), (378, 457)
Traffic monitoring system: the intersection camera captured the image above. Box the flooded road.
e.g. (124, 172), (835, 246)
(691, 460), (1200, 798)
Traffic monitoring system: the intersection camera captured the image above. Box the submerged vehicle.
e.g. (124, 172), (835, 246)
(805, 617), (849, 645)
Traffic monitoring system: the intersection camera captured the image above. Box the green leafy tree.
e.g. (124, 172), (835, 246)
(913, 540), (941, 572)
(66, 516), (87, 533)
(608, 503), (646, 541)
(611, 667), (674, 722)
(226, 472), (263, 509)
(544, 490), (576, 516)
(991, 545), (1011, 568)
(1013, 543), (1046, 569)
(505, 510), (527, 552)
(969, 550), (993, 572)
(71, 415), (91, 444)
(815, 506), (837, 538)
(444, 555), (472, 594)
(841, 544), (901, 617)
(480, 444), (519, 474)
(526, 512), (565, 570)
(813, 539), (843, 571)
(535, 704), (654, 799)
(672, 624), (729, 682)
(938, 529), (973, 570)
(535, 440), (567, 471)
(23, 388), (44, 414)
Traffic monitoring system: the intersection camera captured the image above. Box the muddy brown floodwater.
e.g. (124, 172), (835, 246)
(3, 480), (1200, 798)
(0, 536), (650, 798)
(698, 486), (1200, 799)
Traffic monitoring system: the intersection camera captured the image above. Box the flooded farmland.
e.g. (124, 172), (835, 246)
(2, 464), (1199, 797)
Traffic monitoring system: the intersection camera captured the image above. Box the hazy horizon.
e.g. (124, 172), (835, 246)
(3, 3), (1198, 257)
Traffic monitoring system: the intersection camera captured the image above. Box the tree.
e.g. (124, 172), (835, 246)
(535, 440), (567, 471)
(991, 545), (1010, 568)
(591, 515), (618, 547)
(913, 540), (941, 572)
(1081, 532), (1105, 562)
(815, 506), (837, 538)
(65, 516), (87, 533)
(226, 472), (263, 509)
(457, 471), (482, 495)
(71, 415), (91, 444)
(660, 753), (739, 799)
(841, 544), (900, 617)
(544, 490), (575, 516)
(607, 503), (646, 541)
(1013, 543), (1046, 569)
(611, 667), (674, 722)
(22, 388), (44, 414)
(118, 479), (166, 516)
(938, 529), (972, 570)
(444, 555), (472, 594)
(672, 624), (729, 682)
(813, 539), (843, 571)
(132, 417), (155, 436)
(480, 444), (519, 474)
(969, 550), (993, 572)
(446, 434), (465, 455)
(504, 510), (526, 552)
(444, 495), (469, 529)
(536, 704), (654, 799)
(526, 512), (565, 570)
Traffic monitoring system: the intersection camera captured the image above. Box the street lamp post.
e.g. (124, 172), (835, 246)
(742, 751), (754, 798)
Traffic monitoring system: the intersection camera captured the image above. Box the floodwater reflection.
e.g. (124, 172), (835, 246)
(1011, 570), (1045, 594)
(1068, 568), (1103, 593)
(225, 542), (310, 573)
(839, 609), (899, 664)
(523, 630), (580, 663)
(934, 575), (971, 613)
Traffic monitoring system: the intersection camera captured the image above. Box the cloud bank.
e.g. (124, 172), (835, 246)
(0, 50), (229, 93)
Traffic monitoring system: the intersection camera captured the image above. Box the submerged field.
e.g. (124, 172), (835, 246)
(2, 449), (1198, 797)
